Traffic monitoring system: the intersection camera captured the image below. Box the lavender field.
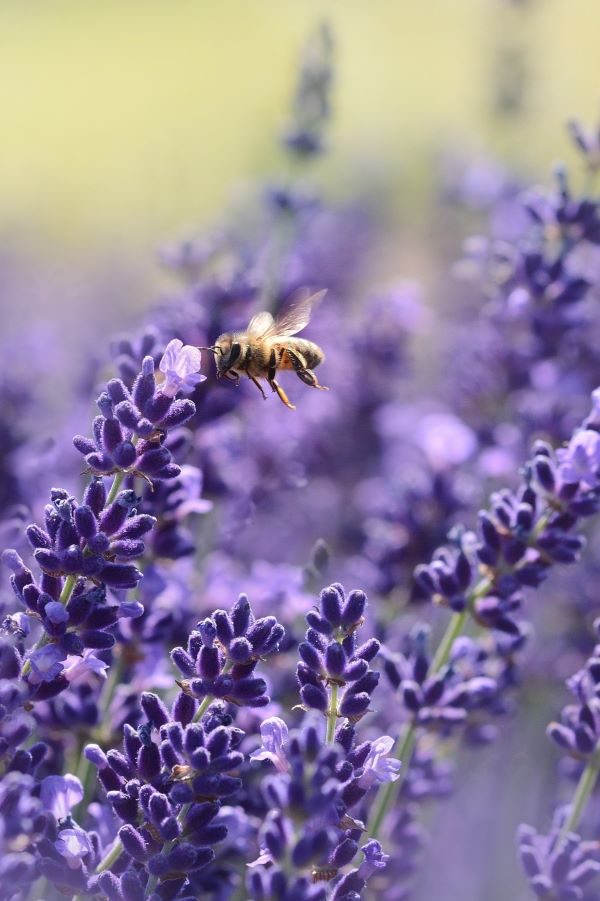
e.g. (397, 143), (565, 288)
(3, 3), (600, 900)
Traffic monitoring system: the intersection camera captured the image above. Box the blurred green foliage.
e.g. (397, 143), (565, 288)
(0, 0), (598, 249)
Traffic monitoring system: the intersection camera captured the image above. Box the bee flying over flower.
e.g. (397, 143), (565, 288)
(203, 289), (328, 410)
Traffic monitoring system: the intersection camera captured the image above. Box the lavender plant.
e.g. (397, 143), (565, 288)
(352, 388), (600, 897)
(5, 17), (600, 901)
(517, 618), (600, 899)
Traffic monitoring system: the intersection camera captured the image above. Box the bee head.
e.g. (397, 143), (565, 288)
(200, 334), (238, 377)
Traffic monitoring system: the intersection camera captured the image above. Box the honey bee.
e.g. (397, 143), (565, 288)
(203, 290), (328, 410)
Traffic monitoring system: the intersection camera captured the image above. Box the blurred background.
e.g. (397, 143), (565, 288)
(1, 0), (600, 334)
(2, 2), (600, 900)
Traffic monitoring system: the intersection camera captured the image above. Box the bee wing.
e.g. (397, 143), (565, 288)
(246, 311), (276, 338)
(271, 289), (327, 337)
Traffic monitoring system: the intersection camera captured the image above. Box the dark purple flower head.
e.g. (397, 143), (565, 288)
(171, 595), (284, 709)
(297, 583), (379, 724)
(73, 346), (200, 483)
(247, 717), (382, 897)
(85, 698), (242, 890)
(413, 390), (600, 640)
(380, 626), (498, 733)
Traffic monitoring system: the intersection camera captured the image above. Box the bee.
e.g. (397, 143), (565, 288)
(202, 290), (328, 410)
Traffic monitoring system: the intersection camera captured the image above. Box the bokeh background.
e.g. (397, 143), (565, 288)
(2, 2), (600, 899)
(2, 0), (600, 334)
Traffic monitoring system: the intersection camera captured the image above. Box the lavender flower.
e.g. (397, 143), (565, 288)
(171, 595), (284, 708)
(158, 339), (205, 397)
(282, 21), (333, 159)
(84, 697), (243, 894)
(73, 347), (199, 481)
(247, 718), (387, 899)
(296, 583), (380, 729)
(518, 817), (600, 900)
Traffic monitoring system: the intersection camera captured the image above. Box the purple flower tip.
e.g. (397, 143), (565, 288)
(119, 600), (145, 619)
(44, 601), (69, 625)
(159, 339), (205, 398)
(1, 549), (25, 572)
(358, 840), (389, 880)
(41, 774), (84, 820)
(249, 716), (289, 772)
(28, 644), (65, 684)
(55, 826), (92, 868)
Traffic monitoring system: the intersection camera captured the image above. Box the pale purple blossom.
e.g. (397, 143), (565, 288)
(249, 716), (289, 773)
(54, 826), (93, 869)
(174, 465), (213, 519)
(28, 644), (65, 684)
(63, 648), (109, 684)
(357, 736), (401, 789)
(358, 840), (389, 880)
(40, 774), (84, 821)
(158, 338), (205, 397)
(557, 429), (600, 488)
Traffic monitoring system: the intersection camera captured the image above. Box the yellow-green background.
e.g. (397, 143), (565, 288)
(1, 0), (599, 254)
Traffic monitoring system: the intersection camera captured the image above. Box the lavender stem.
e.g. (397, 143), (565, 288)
(558, 759), (600, 845)
(326, 681), (339, 743)
(366, 599), (476, 843)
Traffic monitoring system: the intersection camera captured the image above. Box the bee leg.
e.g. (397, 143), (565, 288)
(269, 378), (296, 410)
(297, 368), (329, 390)
(286, 348), (329, 391)
(268, 349), (277, 382)
(224, 371), (240, 385)
(248, 374), (267, 400)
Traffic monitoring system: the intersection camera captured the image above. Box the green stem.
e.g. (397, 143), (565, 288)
(366, 722), (418, 843)
(192, 693), (215, 724)
(429, 609), (468, 673)
(326, 682), (339, 743)
(96, 833), (126, 874)
(363, 587), (483, 846)
(105, 470), (126, 506)
(558, 758), (600, 844)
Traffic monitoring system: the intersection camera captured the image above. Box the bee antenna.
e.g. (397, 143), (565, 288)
(198, 345), (222, 356)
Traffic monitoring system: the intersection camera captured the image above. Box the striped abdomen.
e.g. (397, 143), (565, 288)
(277, 338), (325, 370)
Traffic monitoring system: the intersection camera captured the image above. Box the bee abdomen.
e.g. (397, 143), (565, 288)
(291, 338), (324, 369)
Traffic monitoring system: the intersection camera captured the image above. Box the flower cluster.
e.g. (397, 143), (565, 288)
(7, 24), (600, 901)
(248, 716), (391, 900)
(381, 626), (497, 732)
(73, 342), (201, 482)
(547, 619), (600, 759)
(1, 343), (202, 706)
(297, 583), (380, 726)
(171, 595), (284, 708)
(84, 695), (243, 894)
(413, 400), (600, 638)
